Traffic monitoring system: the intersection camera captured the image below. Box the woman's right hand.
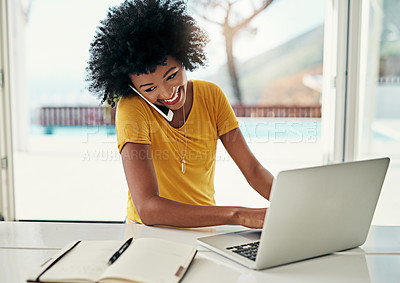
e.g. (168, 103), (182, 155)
(235, 207), (267, 229)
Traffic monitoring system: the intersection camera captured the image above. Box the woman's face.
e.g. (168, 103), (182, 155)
(129, 56), (188, 111)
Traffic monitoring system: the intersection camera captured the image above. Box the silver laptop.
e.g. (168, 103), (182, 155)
(197, 157), (390, 270)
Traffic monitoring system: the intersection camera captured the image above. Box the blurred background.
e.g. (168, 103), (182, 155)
(1, 0), (399, 224)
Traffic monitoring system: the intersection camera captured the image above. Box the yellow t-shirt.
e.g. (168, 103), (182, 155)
(116, 80), (239, 223)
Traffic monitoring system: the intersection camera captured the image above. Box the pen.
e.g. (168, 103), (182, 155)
(108, 237), (133, 265)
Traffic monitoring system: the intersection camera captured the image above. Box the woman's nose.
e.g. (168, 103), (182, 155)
(158, 85), (174, 100)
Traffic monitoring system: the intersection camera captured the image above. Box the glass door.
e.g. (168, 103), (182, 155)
(357, 0), (400, 225)
(10, 0), (126, 221)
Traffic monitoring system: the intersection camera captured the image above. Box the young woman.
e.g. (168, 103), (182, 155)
(86, 0), (274, 228)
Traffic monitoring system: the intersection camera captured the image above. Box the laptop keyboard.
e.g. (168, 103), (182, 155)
(226, 241), (259, 261)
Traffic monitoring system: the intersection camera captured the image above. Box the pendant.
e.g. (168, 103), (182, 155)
(181, 159), (186, 174)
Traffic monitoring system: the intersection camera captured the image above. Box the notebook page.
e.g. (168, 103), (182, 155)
(40, 240), (122, 282)
(100, 238), (196, 283)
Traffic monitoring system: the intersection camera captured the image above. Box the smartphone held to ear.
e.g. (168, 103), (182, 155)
(129, 85), (174, 121)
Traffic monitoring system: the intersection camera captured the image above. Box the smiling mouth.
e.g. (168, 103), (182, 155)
(161, 86), (181, 105)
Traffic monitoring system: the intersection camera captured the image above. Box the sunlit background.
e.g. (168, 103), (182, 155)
(4, 0), (399, 224)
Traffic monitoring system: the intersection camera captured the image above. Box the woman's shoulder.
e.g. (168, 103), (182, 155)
(116, 94), (151, 122)
(192, 80), (225, 103)
(117, 94), (147, 112)
(193, 79), (223, 92)
(118, 94), (141, 106)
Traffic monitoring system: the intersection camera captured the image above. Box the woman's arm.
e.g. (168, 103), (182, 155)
(121, 142), (266, 228)
(219, 128), (274, 200)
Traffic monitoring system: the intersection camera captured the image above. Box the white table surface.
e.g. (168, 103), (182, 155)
(1, 222), (400, 282)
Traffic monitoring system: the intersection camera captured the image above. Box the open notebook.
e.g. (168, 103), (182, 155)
(27, 238), (197, 283)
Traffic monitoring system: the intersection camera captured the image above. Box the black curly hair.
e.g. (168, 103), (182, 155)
(86, 0), (209, 107)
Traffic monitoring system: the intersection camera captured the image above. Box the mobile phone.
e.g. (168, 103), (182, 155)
(129, 85), (174, 121)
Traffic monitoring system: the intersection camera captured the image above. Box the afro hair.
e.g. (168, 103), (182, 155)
(86, 0), (209, 106)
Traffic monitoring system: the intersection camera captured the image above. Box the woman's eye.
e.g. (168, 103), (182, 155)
(145, 86), (156, 93)
(167, 71), (178, 80)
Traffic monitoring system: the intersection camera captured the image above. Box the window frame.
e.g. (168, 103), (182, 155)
(322, 0), (363, 164)
(0, 0), (16, 221)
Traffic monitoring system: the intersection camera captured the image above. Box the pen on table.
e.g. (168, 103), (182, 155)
(108, 237), (133, 265)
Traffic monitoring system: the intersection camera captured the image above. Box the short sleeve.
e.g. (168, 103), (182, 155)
(215, 86), (239, 137)
(115, 96), (151, 153)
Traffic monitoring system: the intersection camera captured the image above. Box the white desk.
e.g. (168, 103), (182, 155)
(1, 222), (399, 282)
